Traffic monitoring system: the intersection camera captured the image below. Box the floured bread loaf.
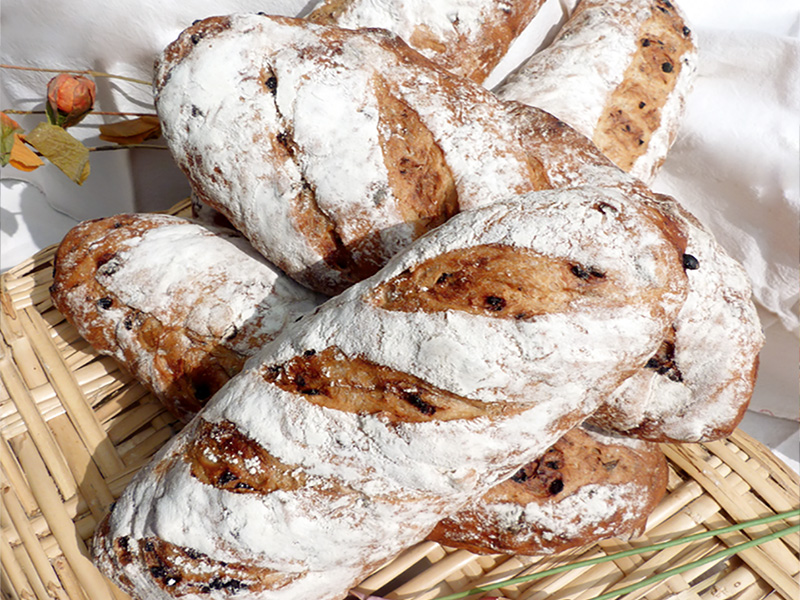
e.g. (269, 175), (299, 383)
(305, 0), (547, 83)
(155, 14), (551, 295)
(50, 213), (324, 422)
(428, 424), (668, 555)
(496, 0), (698, 183)
(92, 187), (687, 600)
(51, 213), (665, 557)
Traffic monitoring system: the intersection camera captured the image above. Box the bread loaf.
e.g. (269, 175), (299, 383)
(92, 186), (687, 600)
(50, 213), (324, 422)
(429, 424), (668, 555)
(306, 0), (547, 84)
(509, 105), (764, 442)
(495, 0), (698, 183)
(155, 14), (551, 295)
(51, 211), (667, 557)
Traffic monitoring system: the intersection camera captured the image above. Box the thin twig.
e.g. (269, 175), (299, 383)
(3, 109), (157, 118)
(0, 64), (151, 86)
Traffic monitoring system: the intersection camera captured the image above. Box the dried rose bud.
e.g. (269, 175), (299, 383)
(46, 74), (96, 128)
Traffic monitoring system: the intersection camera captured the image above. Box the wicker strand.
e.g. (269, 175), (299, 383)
(0, 490), (69, 600)
(0, 342), (78, 500)
(0, 532), (37, 600)
(10, 432), (117, 600)
(16, 309), (125, 478)
(0, 434), (37, 516)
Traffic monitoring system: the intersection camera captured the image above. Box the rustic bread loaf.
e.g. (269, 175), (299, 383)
(53, 213), (666, 559)
(305, 0), (547, 83)
(92, 187), (687, 600)
(155, 14), (551, 295)
(50, 213), (324, 422)
(428, 424), (668, 555)
(509, 105), (764, 442)
(496, 0), (698, 183)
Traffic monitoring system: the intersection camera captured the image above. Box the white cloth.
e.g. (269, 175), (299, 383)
(1, 0), (798, 467)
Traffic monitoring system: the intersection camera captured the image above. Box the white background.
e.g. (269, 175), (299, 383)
(1, 0), (798, 470)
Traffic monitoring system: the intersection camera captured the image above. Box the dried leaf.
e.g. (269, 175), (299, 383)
(9, 134), (44, 171)
(98, 116), (161, 145)
(25, 122), (90, 185)
(1, 112), (24, 166)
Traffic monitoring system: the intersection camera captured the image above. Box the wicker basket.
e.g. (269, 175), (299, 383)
(1, 199), (798, 600)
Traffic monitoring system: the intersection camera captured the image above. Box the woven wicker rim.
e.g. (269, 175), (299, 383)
(0, 199), (798, 600)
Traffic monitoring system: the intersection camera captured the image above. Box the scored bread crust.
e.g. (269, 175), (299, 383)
(509, 105), (763, 442)
(92, 187), (688, 600)
(50, 214), (324, 422)
(305, 0), (547, 83)
(496, 0), (698, 183)
(428, 425), (668, 555)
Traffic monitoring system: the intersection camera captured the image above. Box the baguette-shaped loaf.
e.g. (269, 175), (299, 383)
(305, 0), (546, 83)
(93, 187), (687, 600)
(496, 0), (698, 183)
(51, 214), (666, 556)
(50, 214), (324, 422)
(429, 425), (668, 555)
(155, 14), (551, 295)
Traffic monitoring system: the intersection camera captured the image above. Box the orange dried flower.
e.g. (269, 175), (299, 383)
(46, 73), (96, 128)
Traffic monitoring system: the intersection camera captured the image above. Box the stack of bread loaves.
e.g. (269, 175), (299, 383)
(49, 2), (764, 599)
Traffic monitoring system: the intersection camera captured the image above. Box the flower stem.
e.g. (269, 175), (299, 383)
(87, 144), (169, 152)
(0, 64), (151, 86)
(433, 509), (800, 600)
(3, 109), (157, 118)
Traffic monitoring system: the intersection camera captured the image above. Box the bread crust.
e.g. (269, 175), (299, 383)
(50, 214), (324, 421)
(155, 14), (551, 295)
(496, 0), (698, 183)
(428, 425), (668, 555)
(306, 0), (547, 83)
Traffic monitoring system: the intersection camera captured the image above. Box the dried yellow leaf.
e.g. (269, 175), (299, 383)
(25, 122), (90, 185)
(99, 116), (161, 145)
(9, 134), (44, 171)
(1, 111), (24, 166)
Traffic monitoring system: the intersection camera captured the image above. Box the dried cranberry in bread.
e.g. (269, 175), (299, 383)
(50, 214), (324, 422)
(155, 14), (551, 295)
(92, 187), (687, 600)
(496, 0), (698, 183)
(428, 425), (668, 555)
(305, 0), (547, 83)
